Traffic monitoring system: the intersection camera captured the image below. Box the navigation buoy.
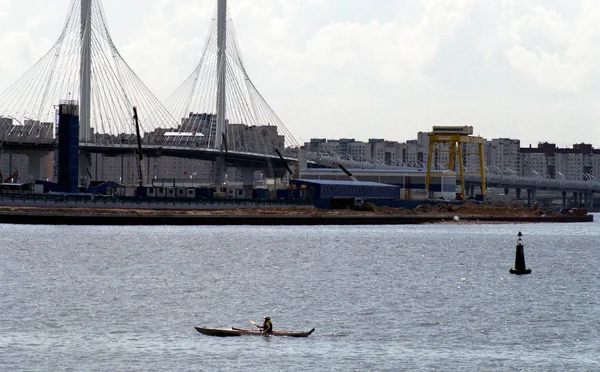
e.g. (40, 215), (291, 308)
(453, 215), (460, 222)
(509, 232), (531, 275)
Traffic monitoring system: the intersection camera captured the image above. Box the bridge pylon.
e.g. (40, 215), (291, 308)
(0, 0), (178, 146)
(165, 0), (300, 168)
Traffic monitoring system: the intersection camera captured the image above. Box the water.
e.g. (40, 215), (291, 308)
(1, 217), (599, 371)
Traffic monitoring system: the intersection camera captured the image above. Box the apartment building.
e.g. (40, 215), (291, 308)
(520, 142), (600, 181)
(304, 134), (600, 183)
(368, 139), (404, 166)
(304, 138), (406, 165)
(489, 138), (520, 175)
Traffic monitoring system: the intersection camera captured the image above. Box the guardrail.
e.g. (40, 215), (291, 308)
(465, 174), (600, 192)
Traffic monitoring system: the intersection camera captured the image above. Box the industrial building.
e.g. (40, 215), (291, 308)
(291, 179), (401, 209)
(299, 168), (457, 200)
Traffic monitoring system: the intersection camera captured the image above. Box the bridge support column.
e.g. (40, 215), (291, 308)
(561, 191), (567, 207)
(504, 187), (509, 195)
(572, 192), (578, 206)
(589, 192), (594, 209)
(527, 189), (536, 207)
(79, 150), (92, 188)
(213, 155), (226, 185)
(579, 192), (584, 207)
(297, 148), (307, 178)
(28, 153), (54, 182)
(516, 188), (521, 201)
(242, 168), (254, 198)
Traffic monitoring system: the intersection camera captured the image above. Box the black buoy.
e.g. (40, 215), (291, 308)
(509, 232), (531, 275)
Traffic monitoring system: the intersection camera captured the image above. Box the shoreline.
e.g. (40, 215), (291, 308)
(0, 207), (593, 225)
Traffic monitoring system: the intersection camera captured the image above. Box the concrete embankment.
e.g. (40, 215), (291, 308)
(0, 211), (592, 226)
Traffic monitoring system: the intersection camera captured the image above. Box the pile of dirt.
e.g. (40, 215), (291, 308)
(362, 203), (414, 215)
(410, 202), (546, 217)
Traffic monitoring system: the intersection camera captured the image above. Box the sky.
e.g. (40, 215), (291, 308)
(1, 0), (599, 147)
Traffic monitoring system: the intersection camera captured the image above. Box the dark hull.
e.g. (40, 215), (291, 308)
(194, 327), (315, 337)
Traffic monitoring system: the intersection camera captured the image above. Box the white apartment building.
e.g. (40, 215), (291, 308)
(460, 143), (483, 173)
(488, 138), (520, 175)
(520, 151), (548, 178)
(315, 140), (340, 156)
(305, 138), (406, 166)
(346, 141), (369, 162)
(593, 155), (600, 181)
(519, 143), (599, 181)
(404, 132), (430, 168)
(228, 124), (285, 154)
(368, 139), (404, 166)
(556, 153), (584, 180)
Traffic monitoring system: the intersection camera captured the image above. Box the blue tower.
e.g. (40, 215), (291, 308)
(57, 101), (80, 193)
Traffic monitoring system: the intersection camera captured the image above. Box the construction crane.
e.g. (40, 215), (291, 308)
(333, 162), (358, 182)
(274, 148), (295, 179)
(132, 107), (144, 187)
(4, 169), (18, 183)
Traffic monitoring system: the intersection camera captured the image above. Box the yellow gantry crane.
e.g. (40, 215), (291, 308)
(425, 126), (486, 200)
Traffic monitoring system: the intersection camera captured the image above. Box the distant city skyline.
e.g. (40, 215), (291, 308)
(1, 0), (599, 148)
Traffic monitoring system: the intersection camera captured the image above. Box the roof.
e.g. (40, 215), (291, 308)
(303, 168), (455, 174)
(294, 179), (399, 188)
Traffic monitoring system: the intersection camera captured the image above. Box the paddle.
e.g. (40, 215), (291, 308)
(250, 320), (261, 330)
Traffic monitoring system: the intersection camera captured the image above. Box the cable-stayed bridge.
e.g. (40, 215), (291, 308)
(4, 0), (596, 203)
(0, 0), (300, 185)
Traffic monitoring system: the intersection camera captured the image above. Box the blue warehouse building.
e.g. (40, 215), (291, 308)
(292, 179), (401, 209)
(299, 168), (457, 199)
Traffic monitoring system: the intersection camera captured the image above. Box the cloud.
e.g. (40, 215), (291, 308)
(89, 0), (478, 143)
(0, 0), (64, 91)
(2, 0), (599, 147)
(499, 0), (600, 93)
(0, 31), (36, 69)
(0, 0), (10, 22)
(506, 46), (579, 92)
(115, 0), (215, 99)
(193, 0), (480, 141)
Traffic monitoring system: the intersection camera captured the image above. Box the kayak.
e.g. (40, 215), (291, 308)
(194, 326), (315, 337)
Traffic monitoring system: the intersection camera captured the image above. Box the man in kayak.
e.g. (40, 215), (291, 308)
(260, 316), (273, 334)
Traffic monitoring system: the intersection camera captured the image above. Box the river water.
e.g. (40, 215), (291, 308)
(1, 217), (599, 371)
